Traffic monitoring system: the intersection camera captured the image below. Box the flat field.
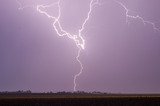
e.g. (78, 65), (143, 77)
(0, 93), (160, 106)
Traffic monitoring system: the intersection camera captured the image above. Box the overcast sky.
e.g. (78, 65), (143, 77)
(0, 0), (160, 93)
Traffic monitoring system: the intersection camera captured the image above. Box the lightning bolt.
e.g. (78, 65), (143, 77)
(16, 0), (159, 92)
(36, 0), (99, 92)
(73, 0), (99, 91)
(16, 0), (99, 91)
(114, 0), (160, 32)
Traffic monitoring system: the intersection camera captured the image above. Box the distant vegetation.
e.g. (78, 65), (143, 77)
(0, 90), (32, 94)
(0, 90), (109, 95)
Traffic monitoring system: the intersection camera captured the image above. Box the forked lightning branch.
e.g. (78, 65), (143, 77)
(36, 0), (99, 92)
(16, 0), (160, 91)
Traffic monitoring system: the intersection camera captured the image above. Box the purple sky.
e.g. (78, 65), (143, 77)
(0, 0), (160, 93)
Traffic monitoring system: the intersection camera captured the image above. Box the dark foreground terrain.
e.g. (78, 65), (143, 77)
(0, 93), (160, 106)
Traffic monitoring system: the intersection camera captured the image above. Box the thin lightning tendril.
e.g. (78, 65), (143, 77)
(16, 0), (34, 10)
(16, 0), (159, 92)
(114, 0), (160, 32)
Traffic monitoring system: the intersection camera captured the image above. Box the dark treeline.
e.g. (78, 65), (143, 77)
(0, 90), (32, 94)
(0, 90), (110, 95)
(1, 91), (160, 97)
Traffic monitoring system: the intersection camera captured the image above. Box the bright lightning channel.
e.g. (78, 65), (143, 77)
(16, 0), (159, 92)
(36, 0), (99, 92)
(16, 0), (99, 91)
